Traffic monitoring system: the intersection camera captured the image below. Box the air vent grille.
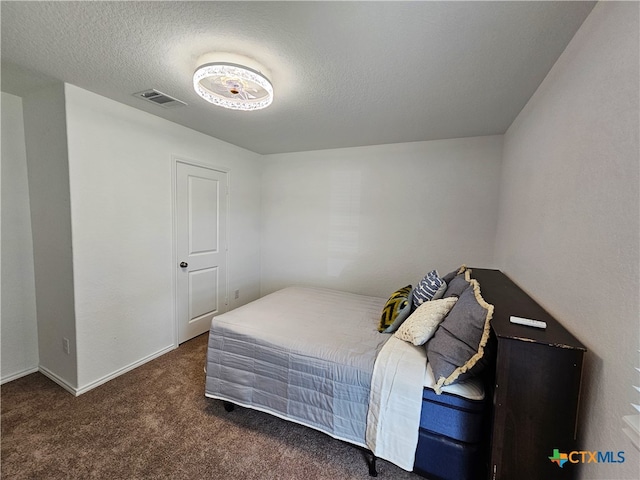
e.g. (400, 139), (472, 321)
(133, 89), (187, 108)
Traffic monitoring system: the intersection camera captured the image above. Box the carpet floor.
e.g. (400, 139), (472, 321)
(1, 333), (421, 479)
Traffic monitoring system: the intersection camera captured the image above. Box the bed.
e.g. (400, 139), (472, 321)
(205, 267), (494, 477)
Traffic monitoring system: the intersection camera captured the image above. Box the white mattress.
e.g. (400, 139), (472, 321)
(206, 286), (485, 473)
(205, 286), (390, 447)
(424, 362), (485, 401)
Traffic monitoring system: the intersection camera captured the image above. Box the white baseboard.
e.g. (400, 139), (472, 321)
(3, 345), (177, 396)
(75, 344), (176, 396)
(0, 366), (39, 385)
(38, 366), (78, 395)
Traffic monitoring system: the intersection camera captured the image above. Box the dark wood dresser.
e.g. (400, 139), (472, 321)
(470, 268), (586, 480)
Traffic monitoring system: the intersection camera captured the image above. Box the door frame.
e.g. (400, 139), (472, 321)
(171, 156), (230, 348)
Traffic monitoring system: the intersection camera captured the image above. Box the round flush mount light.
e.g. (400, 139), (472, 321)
(193, 59), (274, 111)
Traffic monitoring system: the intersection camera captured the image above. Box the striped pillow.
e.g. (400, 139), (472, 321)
(413, 270), (446, 308)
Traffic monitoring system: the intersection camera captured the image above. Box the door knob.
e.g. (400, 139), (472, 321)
(180, 262), (188, 268)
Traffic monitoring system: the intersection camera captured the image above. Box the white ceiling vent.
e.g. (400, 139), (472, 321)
(133, 89), (187, 108)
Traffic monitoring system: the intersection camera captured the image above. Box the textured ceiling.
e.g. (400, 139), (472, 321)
(1, 1), (595, 155)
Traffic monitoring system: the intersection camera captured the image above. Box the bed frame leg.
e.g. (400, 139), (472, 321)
(222, 401), (235, 412)
(368, 453), (378, 477)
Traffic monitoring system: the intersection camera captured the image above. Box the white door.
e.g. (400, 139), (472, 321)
(175, 161), (228, 344)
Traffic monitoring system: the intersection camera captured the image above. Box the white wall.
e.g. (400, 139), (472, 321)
(22, 83), (78, 390)
(1, 92), (39, 383)
(495, 2), (639, 479)
(63, 85), (262, 392)
(261, 136), (503, 298)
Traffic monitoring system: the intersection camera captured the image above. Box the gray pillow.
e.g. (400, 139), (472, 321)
(441, 265), (466, 284)
(426, 274), (494, 393)
(443, 273), (469, 298)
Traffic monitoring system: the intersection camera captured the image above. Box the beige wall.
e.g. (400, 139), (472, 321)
(22, 83), (78, 390)
(64, 85), (263, 392)
(495, 2), (639, 478)
(1, 83), (263, 394)
(261, 135), (503, 298)
(1, 92), (39, 383)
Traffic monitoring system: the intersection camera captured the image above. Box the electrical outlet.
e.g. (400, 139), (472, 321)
(234, 289), (240, 300)
(63, 338), (70, 355)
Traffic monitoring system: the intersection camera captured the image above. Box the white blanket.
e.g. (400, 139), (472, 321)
(365, 336), (427, 471)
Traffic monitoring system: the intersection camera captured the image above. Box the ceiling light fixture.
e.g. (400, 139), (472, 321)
(193, 60), (273, 111)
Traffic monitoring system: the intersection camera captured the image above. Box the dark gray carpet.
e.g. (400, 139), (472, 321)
(1, 333), (421, 479)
